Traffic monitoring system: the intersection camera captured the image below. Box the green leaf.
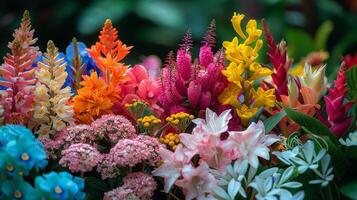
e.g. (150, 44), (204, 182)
(282, 106), (339, 145)
(315, 20), (333, 50)
(263, 111), (286, 133)
(346, 66), (357, 101)
(285, 28), (315, 59)
(85, 176), (109, 200)
(340, 180), (357, 200)
(323, 136), (349, 178)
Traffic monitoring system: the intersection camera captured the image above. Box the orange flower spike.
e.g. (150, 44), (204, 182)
(88, 19), (133, 83)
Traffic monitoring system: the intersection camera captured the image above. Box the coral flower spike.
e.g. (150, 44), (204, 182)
(88, 19), (132, 83)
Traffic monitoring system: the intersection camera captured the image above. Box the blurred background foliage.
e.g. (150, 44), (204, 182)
(0, 0), (356, 76)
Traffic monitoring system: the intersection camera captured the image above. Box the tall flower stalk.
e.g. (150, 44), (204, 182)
(219, 13), (275, 126)
(0, 10), (40, 125)
(32, 40), (74, 136)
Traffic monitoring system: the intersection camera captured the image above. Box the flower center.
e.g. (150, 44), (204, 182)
(54, 186), (62, 194)
(6, 164), (14, 172)
(14, 190), (22, 199)
(21, 152), (29, 161)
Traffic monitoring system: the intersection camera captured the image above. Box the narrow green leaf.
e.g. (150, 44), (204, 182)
(315, 20), (333, 50)
(263, 111), (286, 133)
(340, 180), (357, 200)
(282, 105), (339, 145)
(346, 66), (357, 101)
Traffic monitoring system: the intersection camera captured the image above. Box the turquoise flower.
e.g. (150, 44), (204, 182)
(1, 177), (38, 200)
(0, 125), (34, 151)
(35, 172), (85, 200)
(0, 152), (26, 176)
(6, 136), (46, 171)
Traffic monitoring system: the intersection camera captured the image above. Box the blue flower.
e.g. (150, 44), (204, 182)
(0, 152), (26, 176)
(35, 171), (85, 200)
(0, 125), (35, 149)
(1, 176), (38, 200)
(6, 136), (46, 171)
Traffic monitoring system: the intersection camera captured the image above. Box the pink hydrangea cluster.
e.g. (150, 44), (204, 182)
(133, 135), (162, 166)
(59, 143), (103, 173)
(103, 172), (157, 200)
(39, 124), (94, 159)
(92, 114), (136, 143)
(97, 136), (162, 179)
(103, 188), (138, 200)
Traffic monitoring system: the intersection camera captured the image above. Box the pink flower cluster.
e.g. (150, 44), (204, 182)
(103, 172), (157, 200)
(59, 143), (103, 173)
(158, 22), (227, 115)
(39, 124), (94, 159)
(98, 135), (162, 179)
(92, 114), (136, 143)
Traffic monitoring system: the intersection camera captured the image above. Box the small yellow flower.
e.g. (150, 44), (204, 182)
(222, 62), (244, 87)
(160, 132), (180, 151)
(219, 83), (241, 107)
(236, 105), (258, 126)
(249, 63), (272, 80)
(231, 12), (246, 39)
(252, 87), (276, 108)
(245, 20), (262, 45)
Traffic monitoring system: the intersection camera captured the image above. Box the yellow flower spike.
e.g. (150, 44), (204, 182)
(252, 88), (276, 108)
(231, 12), (246, 39)
(236, 105), (258, 127)
(222, 62), (244, 87)
(249, 63), (273, 80)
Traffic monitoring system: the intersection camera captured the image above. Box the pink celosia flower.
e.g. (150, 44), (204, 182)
(175, 162), (216, 200)
(103, 188), (137, 200)
(91, 114), (136, 144)
(152, 144), (189, 192)
(158, 22), (227, 115)
(122, 172), (157, 200)
(59, 143), (102, 173)
(226, 121), (279, 168)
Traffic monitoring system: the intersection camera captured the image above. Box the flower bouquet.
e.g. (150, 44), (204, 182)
(0, 10), (356, 200)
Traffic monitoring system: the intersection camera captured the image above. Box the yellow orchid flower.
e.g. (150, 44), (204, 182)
(236, 105), (258, 126)
(252, 87), (276, 108)
(222, 62), (244, 87)
(219, 83), (241, 107)
(231, 12), (246, 39)
(245, 20), (262, 45)
(249, 63), (273, 80)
